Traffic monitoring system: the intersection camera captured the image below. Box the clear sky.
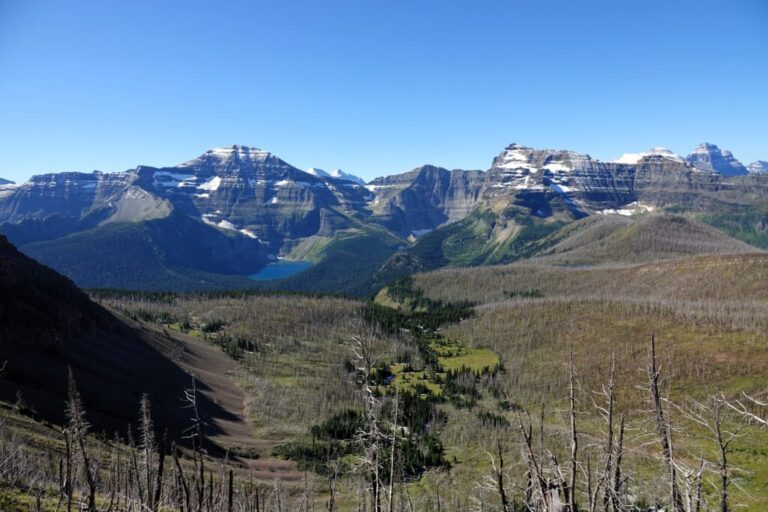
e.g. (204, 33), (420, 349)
(1, 0), (766, 183)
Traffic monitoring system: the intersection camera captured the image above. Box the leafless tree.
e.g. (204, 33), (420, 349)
(65, 368), (97, 511)
(646, 334), (685, 512)
(676, 394), (744, 512)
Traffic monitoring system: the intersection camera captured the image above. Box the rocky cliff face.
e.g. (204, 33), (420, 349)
(0, 171), (137, 223)
(368, 165), (484, 237)
(686, 143), (748, 176)
(482, 143), (767, 215)
(132, 145), (373, 250)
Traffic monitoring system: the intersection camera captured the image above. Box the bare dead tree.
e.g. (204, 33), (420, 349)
(388, 390), (399, 512)
(678, 458), (704, 512)
(590, 353), (616, 512)
(646, 334), (684, 512)
(611, 414), (626, 512)
(493, 437), (512, 512)
(182, 378), (206, 512)
(65, 368), (97, 512)
(677, 394), (743, 512)
(724, 392), (768, 428)
(353, 320), (384, 512)
(139, 394), (158, 510)
(516, 411), (550, 511)
(567, 344), (579, 512)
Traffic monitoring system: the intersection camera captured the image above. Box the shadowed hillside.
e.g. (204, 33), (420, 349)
(0, 235), (248, 446)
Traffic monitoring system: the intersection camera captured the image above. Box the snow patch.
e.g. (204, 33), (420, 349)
(198, 176), (222, 191)
(154, 171), (197, 188)
(599, 202), (655, 216)
(541, 162), (571, 172)
(549, 183), (576, 194)
(615, 147), (683, 164)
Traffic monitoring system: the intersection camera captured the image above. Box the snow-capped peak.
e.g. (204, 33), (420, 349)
(306, 167), (331, 178)
(748, 161), (768, 174)
(306, 167), (365, 185)
(685, 143), (747, 176)
(178, 145), (273, 168)
(614, 147), (683, 164)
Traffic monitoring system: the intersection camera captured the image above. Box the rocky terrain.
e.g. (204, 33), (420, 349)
(1, 141), (766, 292)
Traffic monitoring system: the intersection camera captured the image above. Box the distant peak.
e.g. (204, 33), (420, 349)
(615, 147), (683, 164)
(306, 167), (365, 185)
(748, 161), (768, 174)
(178, 145), (276, 168)
(204, 145), (271, 157)
(686, 142), (747, 176)
(693, 142), (728, 153)
(306, 167), (330, 178)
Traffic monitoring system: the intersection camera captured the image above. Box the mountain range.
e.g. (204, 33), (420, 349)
(1, 141), (766, 294)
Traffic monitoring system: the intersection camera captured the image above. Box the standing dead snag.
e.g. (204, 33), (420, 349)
(588, 352), (616, 512)
(182, 378), (207, 512)
(647, 334), (684, 512)
(139, 394), (158, 510)
(516, 411), (550, 511)
(567, 344), (578, 512)
(611, 414), (626, 512)
(493, 437), (512, 512)
(388, 390), (398, 512)
(353, 318), (384, 512)
(65, 368), (97, 512)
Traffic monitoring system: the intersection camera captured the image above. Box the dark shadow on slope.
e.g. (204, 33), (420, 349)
(0, 234), (239, 448)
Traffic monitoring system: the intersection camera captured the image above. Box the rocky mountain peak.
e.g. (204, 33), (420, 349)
(0, 178), (14, 186)
(177, 145), (286, 175)
(306, 167), (366, 185)
(615, 147), (684, 164)
(748, 161), (768, 174)
(686, 143), (747, 176)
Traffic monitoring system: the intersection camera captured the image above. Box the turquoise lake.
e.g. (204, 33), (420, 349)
(249, 260), (313, 281)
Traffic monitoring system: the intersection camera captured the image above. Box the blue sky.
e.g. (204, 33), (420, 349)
(0, 0), (766, 183)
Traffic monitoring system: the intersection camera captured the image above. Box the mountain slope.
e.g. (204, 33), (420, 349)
(686, 142), (748, 176)
(367, 165), (484, 238)
(20, 211), (267, 291)
(532, 213), (756, 265)
(0, 235), (250, 443)
(256, 225), (404, 296)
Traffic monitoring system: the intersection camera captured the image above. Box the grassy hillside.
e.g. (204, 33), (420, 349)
(413, 252), (768, 305)
(532, 213), (757, 265)
(396, 247), (768, 509)
(374, 207), (570, 286)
